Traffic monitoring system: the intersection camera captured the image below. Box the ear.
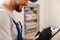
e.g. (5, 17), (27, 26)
(24, 0), (28, 6)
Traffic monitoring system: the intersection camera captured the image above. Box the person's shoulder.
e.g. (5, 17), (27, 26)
(0, 8), (9, 16)
(0, 8), (10, 22)
(0, 5), (11, 26)
(0, 7), (7, 13)
(0, 9), (11, 25)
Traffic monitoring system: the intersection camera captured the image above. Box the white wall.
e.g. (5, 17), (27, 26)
(40, 0), (60, 28)
(39, 0), (53, 31)
(49, 0), (60, 27)
(39, 0), (48, 31)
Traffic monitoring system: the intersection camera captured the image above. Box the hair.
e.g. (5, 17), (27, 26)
(35, 27), (52, 40)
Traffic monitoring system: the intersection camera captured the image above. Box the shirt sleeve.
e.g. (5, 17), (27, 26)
(0, 11), (13, 40)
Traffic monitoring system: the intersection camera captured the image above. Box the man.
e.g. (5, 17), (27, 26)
(0, 0), (28, 40)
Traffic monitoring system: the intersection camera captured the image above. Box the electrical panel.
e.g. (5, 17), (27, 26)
(24, 4), (40, 38)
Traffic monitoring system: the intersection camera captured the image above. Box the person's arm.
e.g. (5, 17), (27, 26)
(0, 11), (12, 40)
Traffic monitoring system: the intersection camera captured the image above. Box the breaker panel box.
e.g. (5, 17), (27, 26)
(24, 4), (40, 38)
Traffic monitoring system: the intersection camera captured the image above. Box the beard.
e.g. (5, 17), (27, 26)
(14, 4), (22, 12)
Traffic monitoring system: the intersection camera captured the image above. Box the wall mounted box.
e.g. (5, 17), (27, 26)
(24, 4), (40, 39)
